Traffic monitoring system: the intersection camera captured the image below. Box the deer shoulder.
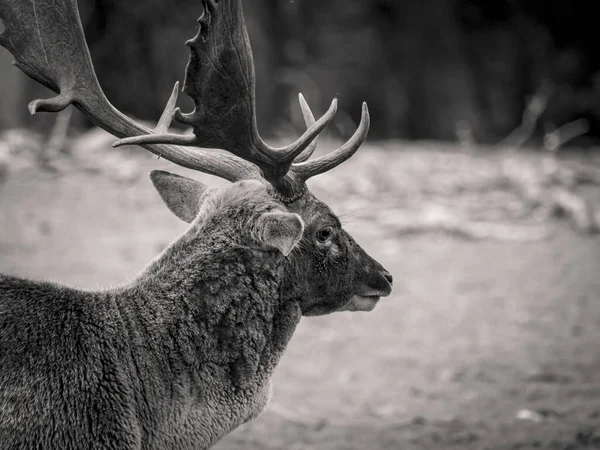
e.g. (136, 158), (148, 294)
(0, 180), (304, 449)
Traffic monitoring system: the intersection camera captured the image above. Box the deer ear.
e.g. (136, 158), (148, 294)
(258, 211), (305, 256)
(150, 170), (209, 223)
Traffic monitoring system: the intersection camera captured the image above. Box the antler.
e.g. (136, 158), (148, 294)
(0, 0), (260, 181)
(113, 0), (346, 186)
(0, 0), (370, 200)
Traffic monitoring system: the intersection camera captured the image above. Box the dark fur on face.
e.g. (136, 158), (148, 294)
(283, 190), (392, 315)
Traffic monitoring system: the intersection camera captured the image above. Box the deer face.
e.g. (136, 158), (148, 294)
(286, 192), (392, 316)
(151, 171), (392, 316)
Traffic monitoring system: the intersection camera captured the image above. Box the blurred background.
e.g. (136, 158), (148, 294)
(2, 0), (600, 142)
(2, 0), (600, 449)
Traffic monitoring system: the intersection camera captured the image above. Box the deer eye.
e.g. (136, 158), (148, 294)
(315, 227), (334, 244)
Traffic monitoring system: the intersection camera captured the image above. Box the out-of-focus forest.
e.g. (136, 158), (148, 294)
(1, 0), (599, 143)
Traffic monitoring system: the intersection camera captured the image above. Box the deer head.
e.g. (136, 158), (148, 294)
(0, 0), (392, 314)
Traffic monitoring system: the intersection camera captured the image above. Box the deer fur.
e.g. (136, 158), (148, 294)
(0, 179), (308, 449)
(1, 169), (392, 450)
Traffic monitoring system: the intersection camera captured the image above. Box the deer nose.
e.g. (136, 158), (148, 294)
(382, 270), (393, 285)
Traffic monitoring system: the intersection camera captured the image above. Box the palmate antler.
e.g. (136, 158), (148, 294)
(0, 0), (369, 199)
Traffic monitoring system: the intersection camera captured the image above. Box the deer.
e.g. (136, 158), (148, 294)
(0, 0), (393, 449)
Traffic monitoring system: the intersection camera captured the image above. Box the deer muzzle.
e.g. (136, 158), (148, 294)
(340, 267), (393, 312)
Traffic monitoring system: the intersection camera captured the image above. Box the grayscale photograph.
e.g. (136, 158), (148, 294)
(0, 0), (599, 449)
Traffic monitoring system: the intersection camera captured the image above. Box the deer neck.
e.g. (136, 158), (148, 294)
(120, 226), (302, 394)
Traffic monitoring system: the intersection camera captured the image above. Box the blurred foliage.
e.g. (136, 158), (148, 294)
(1, 0), (600, 143)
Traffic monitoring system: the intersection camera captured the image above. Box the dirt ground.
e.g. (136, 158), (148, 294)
(1, 141), (600, 449)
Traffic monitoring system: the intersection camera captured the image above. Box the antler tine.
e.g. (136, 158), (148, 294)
(253, 98), (336, 166)
(115, 97), (337, 169)
(155, 82), (180, 134)
(293, 93), (319, 164)
(0, 0), (261, 183)
(292, 102), (370, 182)
(113, 0), (337, 184)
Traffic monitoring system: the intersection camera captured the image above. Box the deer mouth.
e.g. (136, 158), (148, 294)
(340, 270), (393, 312)
(340, 294), (381, 312)
(339, 290), (390, 312)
